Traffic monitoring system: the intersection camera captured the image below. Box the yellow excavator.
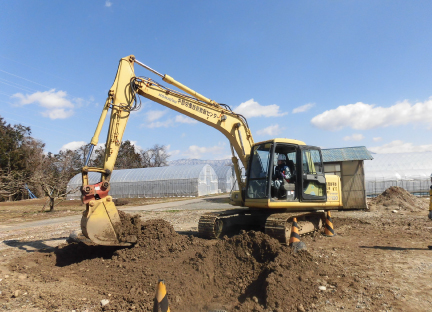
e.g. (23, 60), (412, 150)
(80, 55), (343, 246)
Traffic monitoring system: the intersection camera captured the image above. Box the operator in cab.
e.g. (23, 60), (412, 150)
(272, 154), (293, 198)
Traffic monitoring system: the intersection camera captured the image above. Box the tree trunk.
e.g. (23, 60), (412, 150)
(49, 197), (55, 212)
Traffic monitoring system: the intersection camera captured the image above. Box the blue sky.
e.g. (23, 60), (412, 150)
(1, 1), (432, 160)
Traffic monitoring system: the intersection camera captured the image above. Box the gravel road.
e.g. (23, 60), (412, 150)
(0, 195), (229, 255)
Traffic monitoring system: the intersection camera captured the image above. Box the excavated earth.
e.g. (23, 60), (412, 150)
(3, 216), (347, 312)
(0, 188), (432, 311)
(368, 186), (428, 212)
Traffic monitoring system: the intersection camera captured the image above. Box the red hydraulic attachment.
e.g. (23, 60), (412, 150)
(81, 181), (110, 204)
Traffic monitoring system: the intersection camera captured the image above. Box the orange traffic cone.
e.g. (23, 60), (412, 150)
(154, 279), (170, 312)
(289, 217), (301, 245)
(323, 211), (336, 237)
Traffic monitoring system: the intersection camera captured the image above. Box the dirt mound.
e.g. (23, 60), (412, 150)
(116, 211), (187, 248)
(6, 216), (357, 312)
(368, 186), (428, 212)
(113, 198), (129, 206)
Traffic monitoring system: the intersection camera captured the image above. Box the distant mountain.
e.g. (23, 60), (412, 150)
(169, 159), (232, 166)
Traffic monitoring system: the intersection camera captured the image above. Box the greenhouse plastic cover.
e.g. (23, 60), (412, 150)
(364, 151), (432, 180)
(212, 165), (235, 193)
(66, 164), (219, 199)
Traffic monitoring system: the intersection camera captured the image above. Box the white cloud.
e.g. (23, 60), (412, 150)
(166, 145), (180, 157)
(256, 124), (284, 136)
(369, 140), (432, 154)
(292, 103), (315, 114)
(105, 1), (112, 7)
(343, 134), (364, 141)
(373, 137), (382, 142)
(169, 149), (181, 157)
(183, 143), (226, 159)
(42, 108), (74, 119)
(13, 89), (73, 108)
(12, 89), (76, 119)
(175, 115), (198, 124)
(233, 99), (287, 118)
(311, 98), (432, 131)
(60, 141), (87, 151)
(146, 110), (167, 122)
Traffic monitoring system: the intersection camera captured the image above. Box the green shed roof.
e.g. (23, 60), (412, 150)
(322, 146), (373, 162)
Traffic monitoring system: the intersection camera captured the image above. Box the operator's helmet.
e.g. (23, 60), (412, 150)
(277, 154), (287, 161)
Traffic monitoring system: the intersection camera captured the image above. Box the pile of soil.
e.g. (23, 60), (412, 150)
(4, 215), (365, 312)
(368, 186), (428, 212)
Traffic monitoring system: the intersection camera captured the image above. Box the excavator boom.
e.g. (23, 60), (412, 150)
(80, 55), (254, 245)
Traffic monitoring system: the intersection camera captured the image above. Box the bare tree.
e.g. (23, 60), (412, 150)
(1, 113), (171, 208)
(141, 144), (169, 167)
(21, 136), (48, 198)
(40, 182), (79, 212)
(0, 167), (26, 200)
(28, 149), (82, 211)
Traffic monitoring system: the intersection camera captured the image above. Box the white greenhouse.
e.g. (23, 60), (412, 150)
(66, 164), (219, 199)
(212, 165), (235, 193)
(364, 152), (432, 196)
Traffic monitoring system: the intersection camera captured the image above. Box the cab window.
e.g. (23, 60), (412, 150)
(246, 143), (272, 199)
(301, 148), (326, 200)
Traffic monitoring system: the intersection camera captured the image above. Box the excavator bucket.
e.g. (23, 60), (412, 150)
(81, 198), (130, 246)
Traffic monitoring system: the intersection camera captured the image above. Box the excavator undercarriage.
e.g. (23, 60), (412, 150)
(198, 209), (324, 244)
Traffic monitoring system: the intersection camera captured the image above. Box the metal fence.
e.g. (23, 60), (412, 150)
(366, 177), (430, 197)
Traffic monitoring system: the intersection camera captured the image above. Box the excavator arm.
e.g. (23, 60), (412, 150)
(80, 55), (254, 245)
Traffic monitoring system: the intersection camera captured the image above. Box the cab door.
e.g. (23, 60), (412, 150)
(299, 146), (327, 201)
(245, 143), (273, 200)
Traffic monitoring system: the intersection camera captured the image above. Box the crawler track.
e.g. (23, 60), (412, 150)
(198, 214), (223, 239)
(265, 212), (324, 244)
(198, 209), (324, 244)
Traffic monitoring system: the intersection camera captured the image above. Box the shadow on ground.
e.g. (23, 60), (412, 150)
(54, 242), (124, 267)
(202, 197), (230, 204)
(3, 237), (67, 253)
(360, 245), (431, 251)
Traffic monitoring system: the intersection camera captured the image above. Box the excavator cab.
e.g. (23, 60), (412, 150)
(245, 139), (327, 207)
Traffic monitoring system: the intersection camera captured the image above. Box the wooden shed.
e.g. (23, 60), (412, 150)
(322, 146), (373, 209)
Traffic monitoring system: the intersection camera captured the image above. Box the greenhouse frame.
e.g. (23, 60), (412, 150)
(66, 164), (219, 199)
(212, 165), (235, 193)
